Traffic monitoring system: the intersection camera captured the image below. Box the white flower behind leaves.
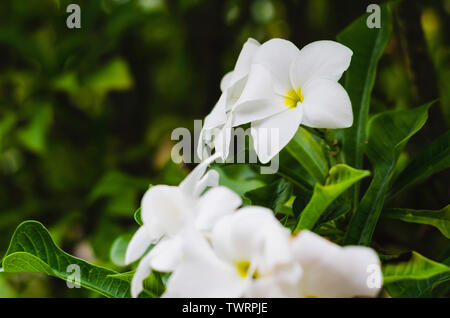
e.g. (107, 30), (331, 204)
(292, 230), (382, 298)
(163, 207), (303, 298)
(231, 39), (353, 163)
(125, 153), (242, 297)
(197, 38), (261, 160)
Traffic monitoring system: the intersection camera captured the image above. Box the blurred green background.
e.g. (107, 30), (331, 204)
(0, 0), (448, 297)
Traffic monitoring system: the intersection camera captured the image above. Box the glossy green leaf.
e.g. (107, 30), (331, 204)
(338, 3), (393, 206)
(134, 208), (143, 226)
(383, 252), (450, 284)
(285, 127), (329, 184)
(110, 234), (133, 266)
(1, 221), (131, 298)
(109, 270), (165, 298)
(382, 205), (450, 239)
(386, 273), (450, 298)
(277, 149), (315, 192)
(344, 102), (433, 245)
(244, 179), (293, 213)
(383, 252), (450, 297)
(295, 164), (370, 232)
(388, 131), (450, 199)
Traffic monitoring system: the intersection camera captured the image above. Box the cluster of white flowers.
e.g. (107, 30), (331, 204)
(126, 154), (381, 298)
(198, 38), (353, 163)
(126, 38), (382, 298)
(125, 159), (383, 298)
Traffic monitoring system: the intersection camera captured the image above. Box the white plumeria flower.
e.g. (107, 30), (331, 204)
(197, 38), (261, 160)
(125, 153), (242, 297)
(163, 207), (303, 298)
(231, 39), (353, 163)
(161, 209), (382, 298)
(292, 230), (382, 298)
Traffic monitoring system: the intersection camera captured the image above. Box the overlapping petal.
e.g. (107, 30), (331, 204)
(251, 38), (300, 93)
(163, 229), (246, 298)
(300, 78), (353, 128)
(292, 230), (382, 298)
(232, 64), (288, 127)
(290, 40), (353, 88)
(250, 106), (303, 163)
(211, 206), (293, 273)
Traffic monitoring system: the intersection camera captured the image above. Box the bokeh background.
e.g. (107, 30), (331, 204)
(0, 0), (448, 297)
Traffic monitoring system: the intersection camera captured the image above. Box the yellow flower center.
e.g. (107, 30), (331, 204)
(235, 260), (251, 279)
(284, 87), (304, 108)
(235, 260), (259, 279)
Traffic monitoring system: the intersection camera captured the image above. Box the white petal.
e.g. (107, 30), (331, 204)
(163, 229), (245, 298)
(197, 94), (229, 160)
(193, 169), (219, 197)
(292, 230), (382, 298)
(245, 263), (303, 298)
(220, 71), (234, 92)
(229, 38), (261, 87)
(195, 186), (242, 232)
(290, 40), (353, 88)
(147, 236), (183, 273)
(251, 106), (303, 163)
(141, 185), (186, 237)
(203, 93), (228, 130)
(301, 78), (353, 128)
(252, 38), (300, 93)
(131, 252), (153, 298)
(220, 39), (261, 112)
(179, 152), (221, 197)
(232, 64), (288, 127)
(125, 225), (153, 265)
(213, 115), (233, 160)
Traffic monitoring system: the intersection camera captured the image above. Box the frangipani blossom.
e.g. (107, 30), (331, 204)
(231, 39), (353, 163)
(162, 208), (382, 298)
(125, 153), (242, 297)
(197, 38), (261, 160)
(292, 230), (382, 298)
(163, 207), (303, 298)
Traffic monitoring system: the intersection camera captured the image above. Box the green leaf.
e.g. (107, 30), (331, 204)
(383, 252), (450, 297)
(344, 102), (433, 245)
(386, 273), (450, 298)
(382, 205), (450, 239)
(338, 3), (394, 206)
(1, 221), (131, 298)
(134, 208), (143, 226)
(383, 252), (450, 284)
(109, 270), (165, 298)
(214, 165), (265, 197)
(388, 131), (450, 199)
(244, 179), (293, 213)
(316, 197), (352, 226)
(110, 234), (133, 266)
(0, 112), (17, 150)
(17, 104), (53, 155)
(295, 164), (370, 232)
(86, 58), (133, 93)
(285, 127), (329, 184)
(277, 149), (315, 192)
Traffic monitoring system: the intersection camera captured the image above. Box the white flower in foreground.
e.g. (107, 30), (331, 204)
(163, 207), (303, 298)
(162, 208), (382, 298)
(232, 39), (353, 163)
(292, 230), (382, 298)
(125, 153), (242, 297)
(197, 38), (261, 160)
